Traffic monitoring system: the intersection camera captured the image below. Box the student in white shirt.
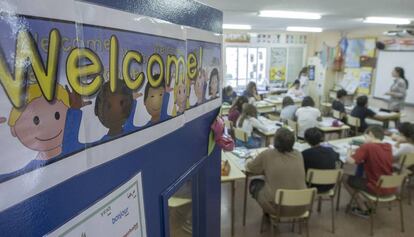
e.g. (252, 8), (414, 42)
(236, 104), (268, 148)
(280, 96), (298, 123)
(392, 122), (414, 160)
(298, 67), (309, 95)
(295, 96), (321, 138)
(287, 80), (305, 98)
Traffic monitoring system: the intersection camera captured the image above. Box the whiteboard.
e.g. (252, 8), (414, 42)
(374, 51), (414, 104)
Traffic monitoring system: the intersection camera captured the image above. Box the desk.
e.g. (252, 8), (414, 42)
(221, 104), (231, 116)
(370, 109), (401, 128)
(254, 116), (284, 146)
(318, 117), (351, 139)
(221, 153), (246, 236)
(221, 100), (277, 116)
(223, 148), (266, 226)
(344, 106), (401, 128)
(265, 95), (302, 111)
(253, 100), (277, 114)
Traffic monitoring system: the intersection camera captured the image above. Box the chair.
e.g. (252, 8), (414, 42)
(306, 169), (343, 233)
(398, 153), (414, 205)
(347, 115), (360, 135)
(347, 174), (406, 236)
(234, 127), (249, 146)
(332, 110), (344, 120)
(260, 188), (317, 237)
(287, 119), (298, 139)
(224, 119), (233, 130)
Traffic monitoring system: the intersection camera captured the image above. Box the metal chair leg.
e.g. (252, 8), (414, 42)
(331, 197), (335, 233)
(399, 199), (405, 232)
(317, 196), (322, 213)
(336, 184), (342, 211)
(260, 213), (266, 233)
(305, 219), (310, 237)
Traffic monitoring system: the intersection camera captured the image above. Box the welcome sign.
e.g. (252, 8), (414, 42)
(0, 2), (222, 210)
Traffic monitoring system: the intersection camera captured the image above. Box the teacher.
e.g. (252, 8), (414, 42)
(385, 67), (409, 112)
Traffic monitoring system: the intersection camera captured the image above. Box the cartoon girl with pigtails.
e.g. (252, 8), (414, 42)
(169, 63), (187, 116)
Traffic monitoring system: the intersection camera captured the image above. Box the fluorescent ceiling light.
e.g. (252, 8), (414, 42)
(363, 17), (411, 25)
(286, 26), (323, 32)
(259, 10), (321, 20)
(222, 24), (251, 30)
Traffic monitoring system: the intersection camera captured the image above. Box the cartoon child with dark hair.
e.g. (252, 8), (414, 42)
(1, 83), (90, 181)
(192, 68), (207, 106)
(94, 80), (135, 140)
(143, 74), (170, 124)
(208, 68), (219, 100)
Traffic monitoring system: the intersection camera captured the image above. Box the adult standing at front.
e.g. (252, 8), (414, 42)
(385, 67), (409, 112)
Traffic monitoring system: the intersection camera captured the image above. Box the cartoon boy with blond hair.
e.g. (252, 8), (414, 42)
(1, 83), (90, 181)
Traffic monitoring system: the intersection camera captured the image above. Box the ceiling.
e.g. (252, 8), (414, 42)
(197, 0), (414, 31)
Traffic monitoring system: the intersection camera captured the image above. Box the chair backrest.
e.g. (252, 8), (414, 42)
(306, 169), (343, 186)
(377, 174), (406, 189)
(332, 110), (343, 120)
(400, 153), (414, 172)
(347, 115), (360, 127)
(234, 128), (249, 142)
(224, 119), (233, 130)
(275, 188), (317, 207)
(287, 119), (298, 137)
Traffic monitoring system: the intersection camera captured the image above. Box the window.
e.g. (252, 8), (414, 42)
(224, 47), (267, 88)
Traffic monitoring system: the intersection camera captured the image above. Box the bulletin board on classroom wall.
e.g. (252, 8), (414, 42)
(342, 38), (376, 95)
(0, 2), (222, 216)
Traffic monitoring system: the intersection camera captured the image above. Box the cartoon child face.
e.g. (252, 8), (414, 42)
(145, 86), (165, 120)
(210, 74), (218, 97)
(11, 97), (68, 157)
(195, 69), (206, 102)
(176, 80), (187, 112)
(97, 94), (131, 131)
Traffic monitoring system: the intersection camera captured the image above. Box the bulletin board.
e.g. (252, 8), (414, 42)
(342, 38), (376, 94)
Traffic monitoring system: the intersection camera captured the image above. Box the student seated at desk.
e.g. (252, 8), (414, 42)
(222, 85), (237, 104)
(236, 104), (268, 148)
(392, 122), (414, 160)
(344, 125), (395, 217)
(246, 128), (306, 216)
(302, 128), (339, 193)
(332, 89), (348, 122)
(243, 81), (261, 103)
(287, 80), (305, 98)
(351, 95), (384, 133)
(228, 96), (248, 125)
(295, 96), (321, 138)
(280, 96), (298, 122)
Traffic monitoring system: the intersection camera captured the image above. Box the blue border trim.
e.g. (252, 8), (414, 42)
(81, 0), (223, 33)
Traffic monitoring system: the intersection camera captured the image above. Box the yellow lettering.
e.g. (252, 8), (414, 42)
(109, 35), (118, 92)
(187, 52), (197, 80)
(66, 48), (103, 96)
(0, 29), (61, 108)
(122, 50), (144, 90)
(147, 54), (164, 87)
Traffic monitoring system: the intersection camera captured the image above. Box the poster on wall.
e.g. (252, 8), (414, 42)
(342, 68), (373, 95)
(345, 38), (376, 68)
(0, 10), (222, 211)
(48, 173), (146, 237)
(187, 40), (221, 106)
(269, 47), (287, 81)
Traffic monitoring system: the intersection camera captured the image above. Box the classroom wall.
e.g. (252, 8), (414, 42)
(308, 26), (414, 121)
